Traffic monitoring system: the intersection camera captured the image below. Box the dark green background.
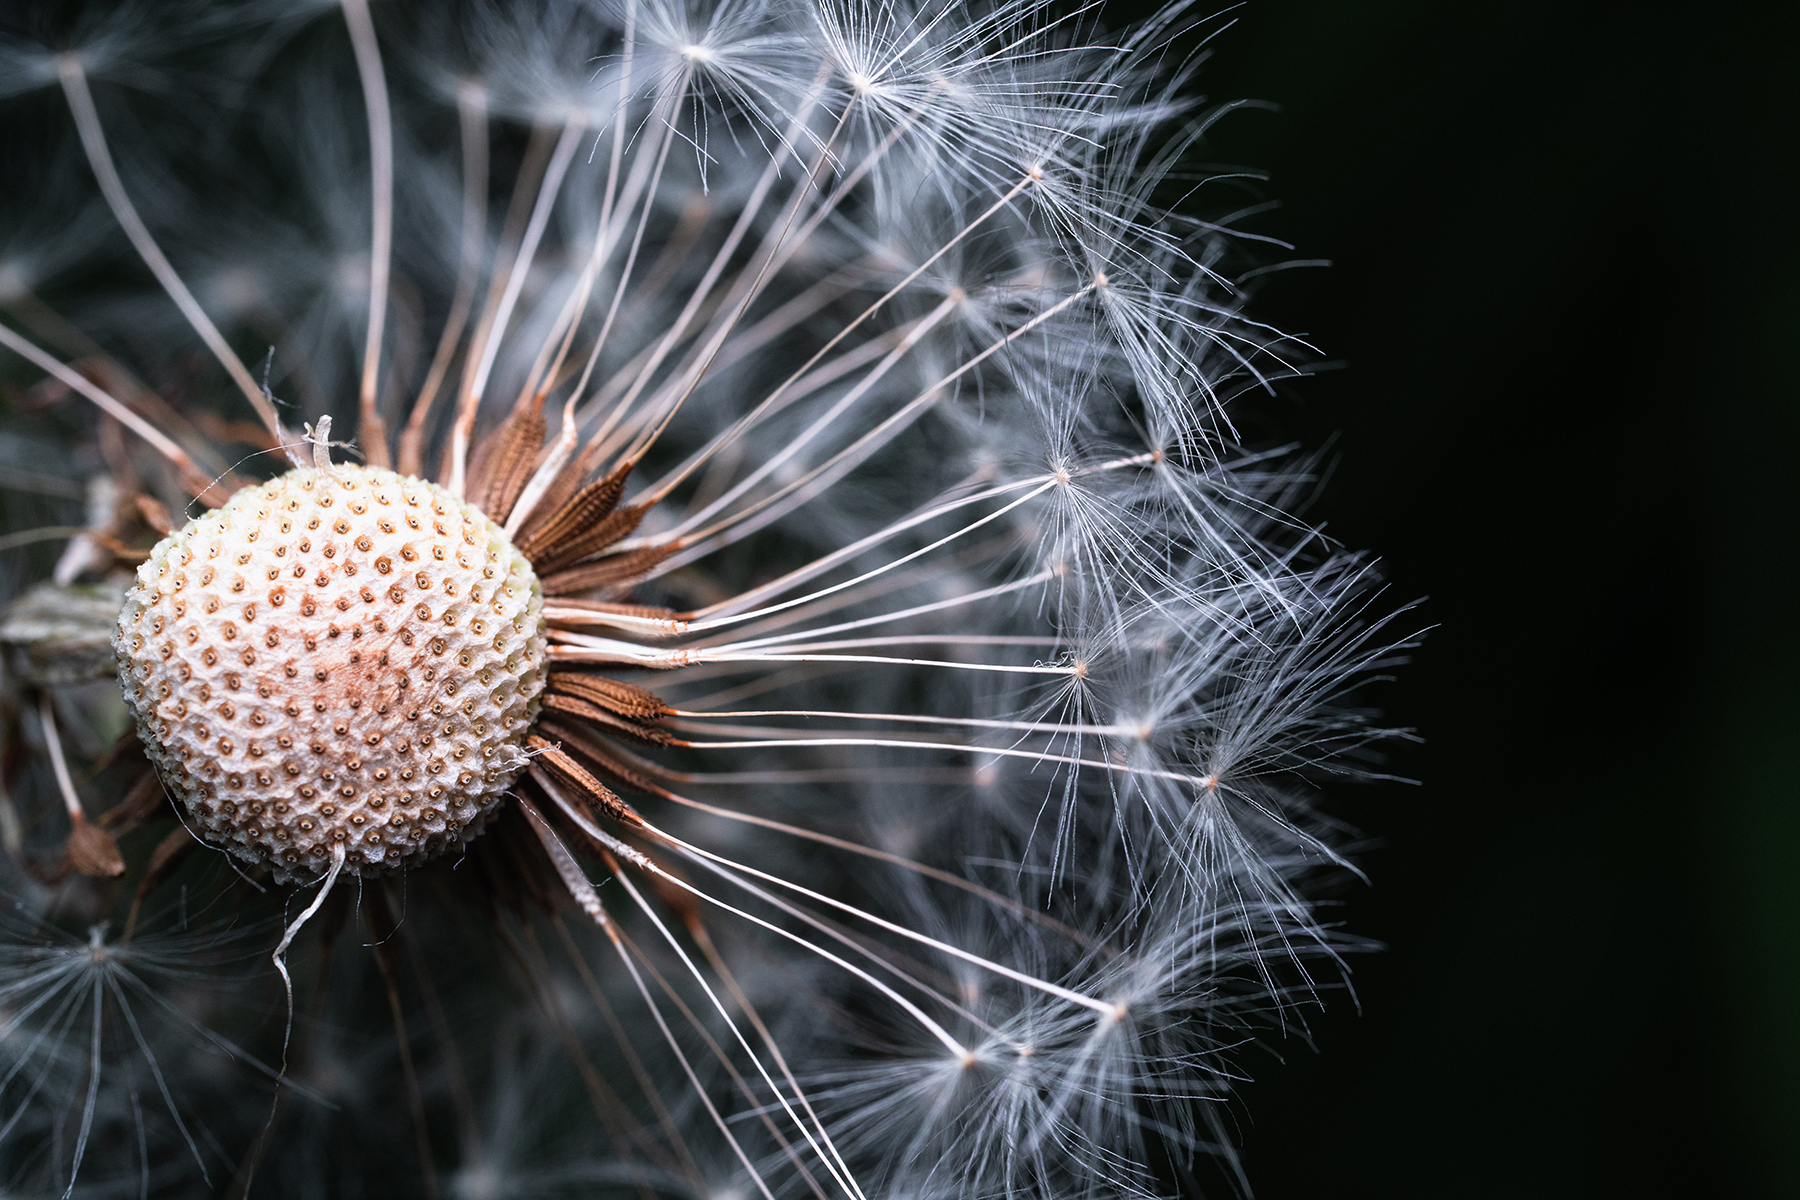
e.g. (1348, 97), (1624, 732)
(1114, 1), (1796, 1195)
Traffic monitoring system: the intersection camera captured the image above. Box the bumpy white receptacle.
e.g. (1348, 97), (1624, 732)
(114, 466), (546, 882)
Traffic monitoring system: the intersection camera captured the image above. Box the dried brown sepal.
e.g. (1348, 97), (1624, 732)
(541, 692), (675, 746)
(528, 502), (648, 575)
(537, 717), (677, 802)
(67, 817), (125, 878)
(546, 671), (671, 721)
(396, 418), (430, 483)
(460, 416), (502, 506)
(475, 408), (548, 525)
(546, 599), (684, 622)
(517, 459), (632, 562)
(525, 735), (644, 828)
(532, 773), (627, 862)
(541, 541), (680, 596)
(512, 440), (602, 545)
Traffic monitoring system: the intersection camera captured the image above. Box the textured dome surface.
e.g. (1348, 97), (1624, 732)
(115, 466), (546, 881)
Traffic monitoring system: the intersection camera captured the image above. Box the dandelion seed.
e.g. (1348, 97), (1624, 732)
(0, 1), (1416, 1196)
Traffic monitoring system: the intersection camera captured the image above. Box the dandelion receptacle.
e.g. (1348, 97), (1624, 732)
(0, 1), (1415, 1196)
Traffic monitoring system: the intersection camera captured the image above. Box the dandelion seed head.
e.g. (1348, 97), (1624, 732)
(0, 0), (1417, 1193)
(114, 465), (546, 881)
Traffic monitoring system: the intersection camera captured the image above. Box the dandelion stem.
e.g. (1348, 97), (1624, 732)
(0, 324), (197, 477)
(644, 172), (1039, 513)
(341, 0), (395, 469)
(527, 782), (973, 1057)
(610, 869), (867, 1200)
(0, 526), (84, 553)
(399, 81), (488, 478)
(56, 56), (285, 445)
(644, 831), (1120, 1018)
(548, 913), (706, 1190)
(660, 283), (1096, 560)
(63, 970), (103, 1199)
(367, 920), (441, 1199)
(36, 694), (86, 826)
(687, 477), (1059, 624)
(619, 71), (847, 470)
(515, 798), (780, 1200)
(450, 117), (588, 496)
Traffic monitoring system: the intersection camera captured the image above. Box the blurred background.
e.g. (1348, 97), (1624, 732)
(1117, 1), (1797, 1195)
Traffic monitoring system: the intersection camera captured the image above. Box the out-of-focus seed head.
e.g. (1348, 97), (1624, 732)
(0, 580), (129, 686)
(114, 466), (545, 882)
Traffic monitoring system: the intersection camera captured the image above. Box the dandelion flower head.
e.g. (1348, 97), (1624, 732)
(0, 1), (1415, 1196)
